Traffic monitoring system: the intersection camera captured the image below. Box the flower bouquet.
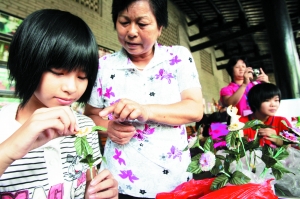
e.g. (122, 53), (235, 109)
(185, 106), (300, 197)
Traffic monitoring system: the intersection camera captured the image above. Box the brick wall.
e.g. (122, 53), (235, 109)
(0, 0), (259, 112)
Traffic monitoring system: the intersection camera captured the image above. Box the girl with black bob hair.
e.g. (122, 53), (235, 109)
(239, 83), (291, 147)
(0, 9), (118, 198)
(8, 9), (98, 107)
(247, 82), (281, 113)
(220, 55), (269, 117)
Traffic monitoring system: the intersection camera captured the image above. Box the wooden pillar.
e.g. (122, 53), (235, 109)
(262, 0), (300, 99)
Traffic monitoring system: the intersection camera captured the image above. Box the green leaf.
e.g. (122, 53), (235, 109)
(216, 154), (225, 160)
(191, 153), (201, 161)
(75, 136), (93, 157)
(203, 137), (214, 152)
(271, 162), (294, 180)
(92, 126), (107, 132)
(101, 156), (107, 164)
(242, 119), (264, 129)
(261, 154), (277, 168)
(274, 147), (289, 160)
(229, 170), (250, 185)
(224, 155), (235, 173)
(187, 159), (202, 174)
(225, 131), (238, 148)
(262, 145), (274, 156)
(210, 158), (223, 175)
(80, 154), (95, 167)
(210, 174), (230, 190)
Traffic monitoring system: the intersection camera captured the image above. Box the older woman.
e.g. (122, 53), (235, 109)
(84, 0), (203, 198)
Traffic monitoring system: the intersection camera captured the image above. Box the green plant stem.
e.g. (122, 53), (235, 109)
(239, 135), (250, 171)
(220, 170), (231, 177)
(274, 147), (284, 159)
(260, 167), (269, 178)
(254, 129), (259, 140)
(198, 145), (205, 152)
(90, 166), (93, 180)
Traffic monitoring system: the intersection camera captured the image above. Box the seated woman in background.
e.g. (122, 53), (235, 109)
(239, 83), (291, 147)
(220, 56), (269, 117)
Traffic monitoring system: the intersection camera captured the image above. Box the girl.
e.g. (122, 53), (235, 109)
(0, 9), (117, 199)
(239, 83), (291, 146)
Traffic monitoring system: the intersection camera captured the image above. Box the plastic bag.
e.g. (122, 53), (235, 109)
(156, 178), (215, 199)
(199, 179), (278, 199)
(273, 147), (300, 197)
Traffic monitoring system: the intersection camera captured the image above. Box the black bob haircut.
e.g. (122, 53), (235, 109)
(8, 9), (99, 107)
(225, 56), (248, 82)
(247, 83), (281, 113)
(111, 0), (168, 29)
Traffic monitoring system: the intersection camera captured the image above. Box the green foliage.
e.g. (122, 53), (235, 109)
(186, 118), (294, 192)
(229, 170), (251, 185)
(74, 125), (107, 179)
(210, 174), (229, 190)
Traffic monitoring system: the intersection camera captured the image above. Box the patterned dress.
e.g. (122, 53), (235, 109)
(88, 43), (201, 198)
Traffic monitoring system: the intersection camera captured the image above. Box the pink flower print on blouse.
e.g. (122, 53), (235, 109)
(167, 146), (182, 161)
(155, 69), (174, 84)
(169, 55), (181, 65)
(104, 87), (115, 98)
(97, 78), (102, 96)
(119, 170), (139, 183)
(133, 124), (155, 141)
(113, 148), (126, 165)
(77, 172), (86, 187)
(110, 99), (120, 106)
(180, 127), (185, 135)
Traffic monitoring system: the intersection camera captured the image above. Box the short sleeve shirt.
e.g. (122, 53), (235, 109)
(220, 81), (259, 116)
(0, 104), (101, 199)
(88, 43), (201, 197)
(239, 115), (291, 146)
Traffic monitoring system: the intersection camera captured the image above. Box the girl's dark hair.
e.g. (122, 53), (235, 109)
(247, 83), (281, 112)
(111, 0), (168, 29)
(225, 56), (248, 82)
(8, 9), (99, 107)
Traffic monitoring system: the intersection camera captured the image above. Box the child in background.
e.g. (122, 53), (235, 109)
(0, 9), (117, 199)
(239, 83), (291, 147)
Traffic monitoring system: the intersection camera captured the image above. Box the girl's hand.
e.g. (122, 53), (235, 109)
(256, 68), (269, 83)
(258, 128), (281, 145)
(86, 169), (118, 199)
(2, 106), (78, 162)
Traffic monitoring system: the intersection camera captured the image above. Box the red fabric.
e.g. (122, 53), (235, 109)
(156, 178), (214, 199)
(199, 179), (278, 199)
(239, 116), (291, 146)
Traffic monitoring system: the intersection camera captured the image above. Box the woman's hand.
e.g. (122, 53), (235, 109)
(256, 68), (269, 83)
(106, 120), (136, 145)
(100, 98), (149, 123)
(99, 98), (149, 145)
(86, 169), (118, 199)
(243, 67), (254, 85)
